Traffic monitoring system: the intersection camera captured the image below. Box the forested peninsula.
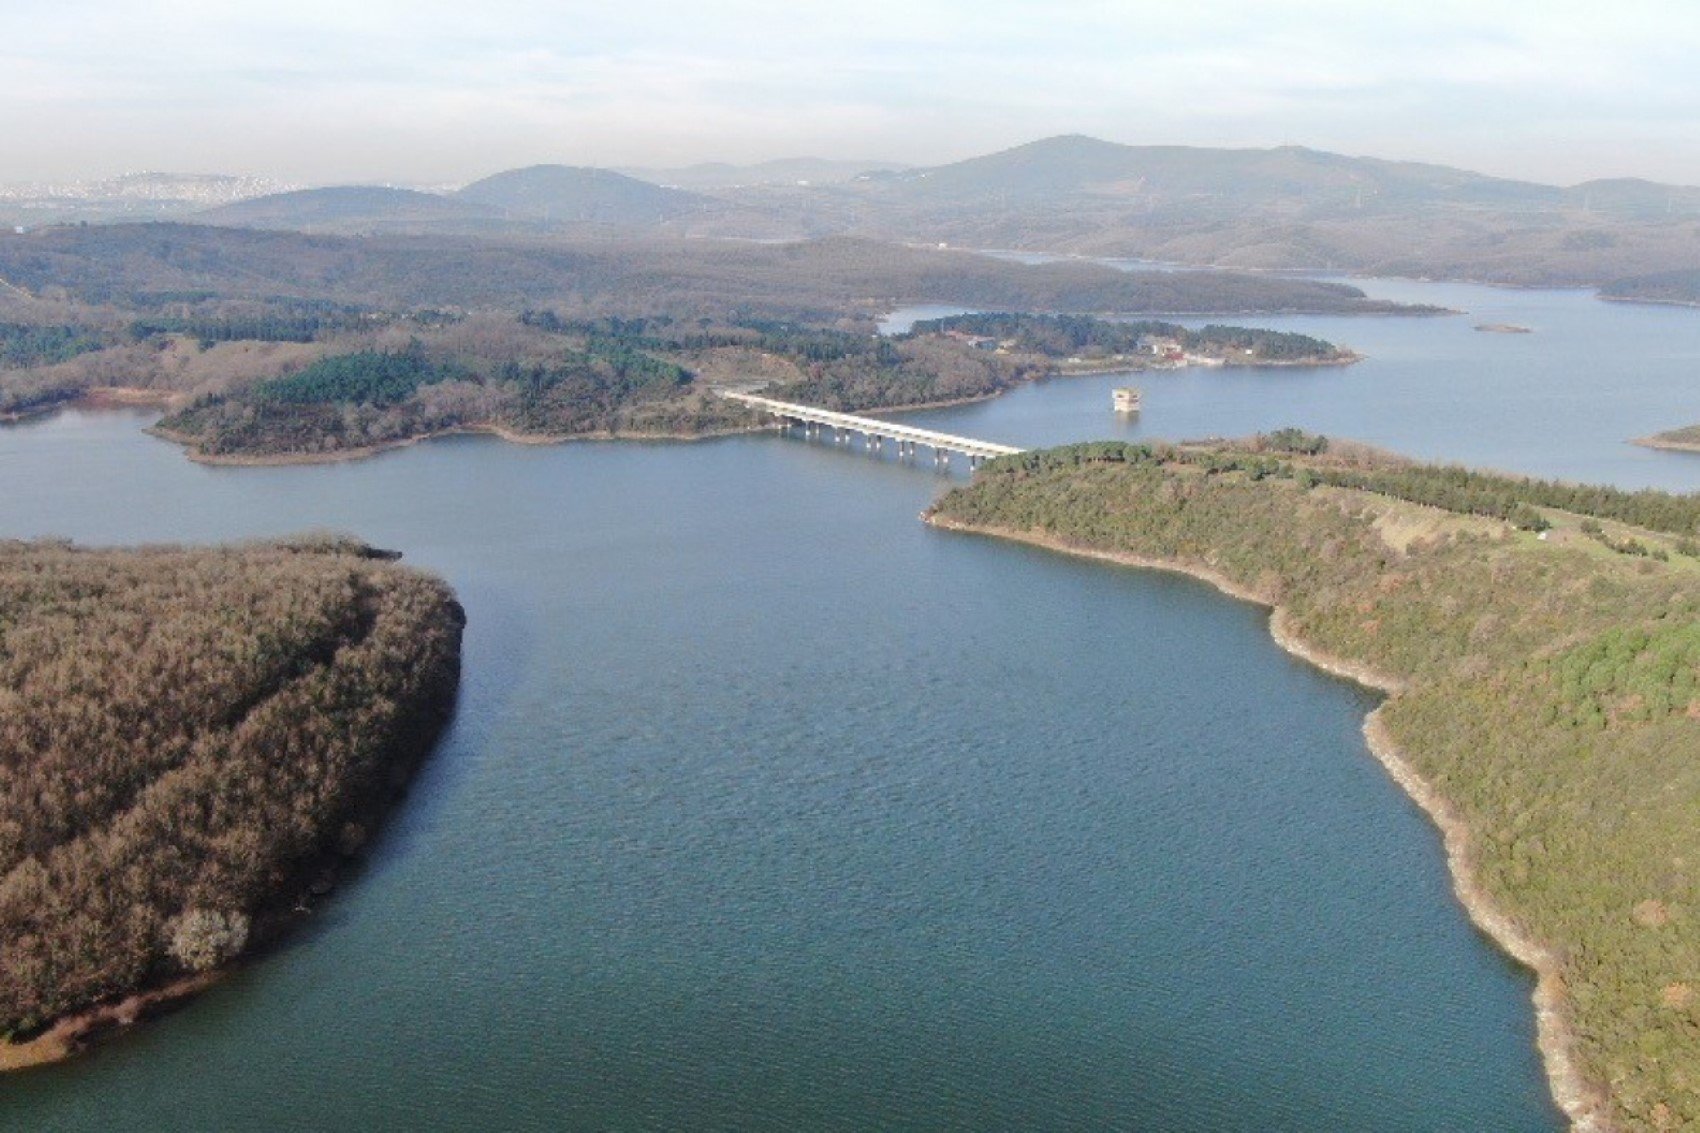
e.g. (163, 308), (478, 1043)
(0, 538), (464, 1067)
(1635, 425), (1700, 456)
(928, 437), (1700, 1132)
(4, 307), (1353, 463)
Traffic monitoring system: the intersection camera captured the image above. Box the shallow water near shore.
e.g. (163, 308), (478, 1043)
(3, 276), (1694, 1130)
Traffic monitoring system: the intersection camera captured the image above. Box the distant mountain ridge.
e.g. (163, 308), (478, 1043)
(850, 134), (1681, 215)
(778, 135), (1700, 286)
(10, 136), (1700, 289)
(196, 186), (509, 233)
(185, 167), (723, 236)
(618, 157), (910, 189)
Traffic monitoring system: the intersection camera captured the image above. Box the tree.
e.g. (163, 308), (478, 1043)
(166, 909), (250, 972)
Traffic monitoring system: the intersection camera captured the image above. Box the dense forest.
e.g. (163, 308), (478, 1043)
(128, 306), (374, 346)
(986, 435), (1700, 538)
(147, 312), (1044, 459)
(0, 323), (105, 370)
(153, 333), (740, 458)
(7, 287), (1361, 462)
(0, 231), (1381, 434)
(0, 538), (463, 1054)
(930, 441), (1700, 1131)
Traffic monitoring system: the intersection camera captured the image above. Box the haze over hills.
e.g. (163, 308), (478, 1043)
(7, 136), (1700, 294)
(183, 167), (741, 237)
(617, 157), (910, 190)
(735, 135), (1700, 286)
(0, 172), (300, 227)
(856, 135), (1547, 208)
(842, 134), (1700, 217)
(195, 186), (515, 235)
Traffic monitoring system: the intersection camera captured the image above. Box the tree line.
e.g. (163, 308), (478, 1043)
(986, 436), (1700, 538)
(0, 323), (105, 370)
(910, 312), (1346, 361)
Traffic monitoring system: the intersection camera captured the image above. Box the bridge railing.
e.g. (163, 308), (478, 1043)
(719, 391), (1025, 461)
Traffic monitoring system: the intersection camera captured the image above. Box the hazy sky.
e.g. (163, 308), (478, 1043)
(5, 0), (1699, 186)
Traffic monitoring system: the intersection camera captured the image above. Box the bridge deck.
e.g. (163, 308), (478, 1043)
(720, 391), (1025, 460)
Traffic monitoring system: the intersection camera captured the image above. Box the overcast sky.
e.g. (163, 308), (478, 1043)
(4, 0), (1698, 186)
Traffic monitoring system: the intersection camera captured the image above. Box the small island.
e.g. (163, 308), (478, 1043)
(0, 537), (464, 1068)
(1475, 323), (1534, 334)
(928, 435), (1700, 1131)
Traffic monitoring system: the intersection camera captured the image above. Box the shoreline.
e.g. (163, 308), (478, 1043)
(1051, 351), (1363, 378)
(922, 513), (1611, 1133)
(0, 972), (224, 1072)
(0, 563), (464, 1074)
(1631, 434), (1700, 455)
(146, 420), (767, 467)
(10, 345), (1361, 466)
(1599, 295), (1700, 310)
(3, 387), (179, 426)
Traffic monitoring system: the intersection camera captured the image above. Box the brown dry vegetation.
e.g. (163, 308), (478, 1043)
(0, 538), (463, 1049)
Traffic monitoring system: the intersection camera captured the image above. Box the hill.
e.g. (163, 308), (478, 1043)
(455, 165), (715, 226)
(195, 186), (515, 235)
(714, 135), (1700, 287)
(864, 135), (1560, 211)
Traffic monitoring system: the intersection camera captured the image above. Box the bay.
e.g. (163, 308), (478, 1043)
(6, 274), (1689, 1130)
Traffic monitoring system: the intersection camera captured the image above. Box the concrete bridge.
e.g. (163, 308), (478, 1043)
(719, 391), (1025, 468)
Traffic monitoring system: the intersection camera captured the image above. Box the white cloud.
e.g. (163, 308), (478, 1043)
(0, 1), (1697, 183)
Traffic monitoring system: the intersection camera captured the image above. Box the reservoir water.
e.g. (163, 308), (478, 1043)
(3, 277), (1696, 1130)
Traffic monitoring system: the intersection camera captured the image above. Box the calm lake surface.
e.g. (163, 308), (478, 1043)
(3, 277), (1695, 1130)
